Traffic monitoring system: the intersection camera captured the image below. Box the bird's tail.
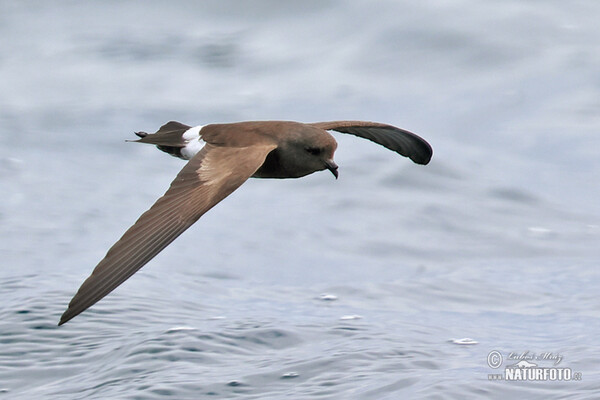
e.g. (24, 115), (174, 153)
(128, 121), (193, 160)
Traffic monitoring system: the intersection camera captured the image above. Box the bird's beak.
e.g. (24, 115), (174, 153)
(325, 159), (339, 179)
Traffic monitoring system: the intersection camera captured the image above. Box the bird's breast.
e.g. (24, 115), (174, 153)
(252, 150), (290, 178)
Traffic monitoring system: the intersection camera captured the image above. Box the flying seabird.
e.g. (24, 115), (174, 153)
(59, 120), (432, 325)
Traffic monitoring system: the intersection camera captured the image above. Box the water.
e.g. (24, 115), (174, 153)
(1, 1), (599, 398)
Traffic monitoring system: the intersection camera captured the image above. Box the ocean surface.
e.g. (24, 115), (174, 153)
(1, 1), (599, 398)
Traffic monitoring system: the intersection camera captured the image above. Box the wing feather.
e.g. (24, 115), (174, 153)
(59, 142), (276, 325)
(310, 121), (432, 165)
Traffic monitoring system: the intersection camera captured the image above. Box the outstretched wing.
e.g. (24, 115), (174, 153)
(310, 121), (432, 165)
(59, 142), (277, 325)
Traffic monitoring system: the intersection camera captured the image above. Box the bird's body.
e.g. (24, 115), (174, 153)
(59, 120), (432, 325)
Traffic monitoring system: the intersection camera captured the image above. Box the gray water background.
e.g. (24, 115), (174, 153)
(1, 1), (599, 398)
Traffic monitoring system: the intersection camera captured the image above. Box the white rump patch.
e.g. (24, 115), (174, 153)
(181, 125), (205, 160)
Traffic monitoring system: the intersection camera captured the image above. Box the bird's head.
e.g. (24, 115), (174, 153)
(280, 127), (338, 178)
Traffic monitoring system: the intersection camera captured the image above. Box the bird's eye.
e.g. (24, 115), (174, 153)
(305, 147), (322, 156)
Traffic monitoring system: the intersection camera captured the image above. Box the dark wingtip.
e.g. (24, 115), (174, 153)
(411, 142), (433, 165)
(311, 121), (433, 166)
(58, 306), (78, 326)
(58, 311), (71, 326)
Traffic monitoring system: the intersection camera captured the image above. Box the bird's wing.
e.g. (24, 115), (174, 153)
(59, 141), (277, 325)
(310, 121), (432, 165)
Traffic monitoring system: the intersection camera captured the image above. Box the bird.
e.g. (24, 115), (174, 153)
(59, 120), (433, 325)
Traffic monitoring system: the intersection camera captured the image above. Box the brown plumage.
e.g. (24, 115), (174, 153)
(59, 120), (432, 325)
